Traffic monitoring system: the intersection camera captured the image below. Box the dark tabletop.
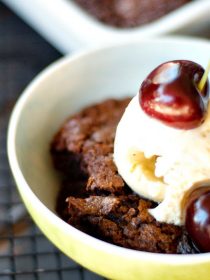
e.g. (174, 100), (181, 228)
(0, 3), (104, 280)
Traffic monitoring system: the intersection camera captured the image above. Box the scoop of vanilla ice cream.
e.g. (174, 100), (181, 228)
(114, 94), (210, 225)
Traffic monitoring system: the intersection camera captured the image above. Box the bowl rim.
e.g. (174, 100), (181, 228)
(7, 36), (210, 265)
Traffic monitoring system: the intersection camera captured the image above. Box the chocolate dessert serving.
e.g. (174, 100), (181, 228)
(51, 60), (210, 254)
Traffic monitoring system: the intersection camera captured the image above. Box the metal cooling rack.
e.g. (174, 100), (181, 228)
(0, 3), (104, 279)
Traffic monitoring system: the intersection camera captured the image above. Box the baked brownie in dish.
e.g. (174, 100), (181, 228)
(51, 98), (198, 254)
(74, 0), (192, 28)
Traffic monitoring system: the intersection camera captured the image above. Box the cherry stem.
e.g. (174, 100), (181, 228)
(198, 60), (210, 92)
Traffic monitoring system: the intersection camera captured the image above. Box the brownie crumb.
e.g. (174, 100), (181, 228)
(51, 98), (129, 193)
(51, 97), (198, 254)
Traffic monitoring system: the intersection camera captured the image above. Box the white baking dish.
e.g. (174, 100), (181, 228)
(3, 0), (210, 54)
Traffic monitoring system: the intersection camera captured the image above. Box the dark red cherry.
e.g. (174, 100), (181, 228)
(139, 60), (209, 129)
(185, 187), (210, 252)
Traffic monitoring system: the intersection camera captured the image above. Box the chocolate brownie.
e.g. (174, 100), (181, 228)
(51, 98), (199, 254)
(74, 0), (192, 28)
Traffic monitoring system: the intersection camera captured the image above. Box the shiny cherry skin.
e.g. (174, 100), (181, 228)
(185, 187), (210, 252)
(139, 60), (209, 129)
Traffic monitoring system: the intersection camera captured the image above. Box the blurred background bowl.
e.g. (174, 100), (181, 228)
(2, 0), (210, 53)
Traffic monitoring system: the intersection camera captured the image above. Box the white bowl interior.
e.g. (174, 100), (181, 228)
(13, 37), (210, 214)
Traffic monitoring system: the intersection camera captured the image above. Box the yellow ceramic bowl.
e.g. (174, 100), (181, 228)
(8, 37), (210, 280)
